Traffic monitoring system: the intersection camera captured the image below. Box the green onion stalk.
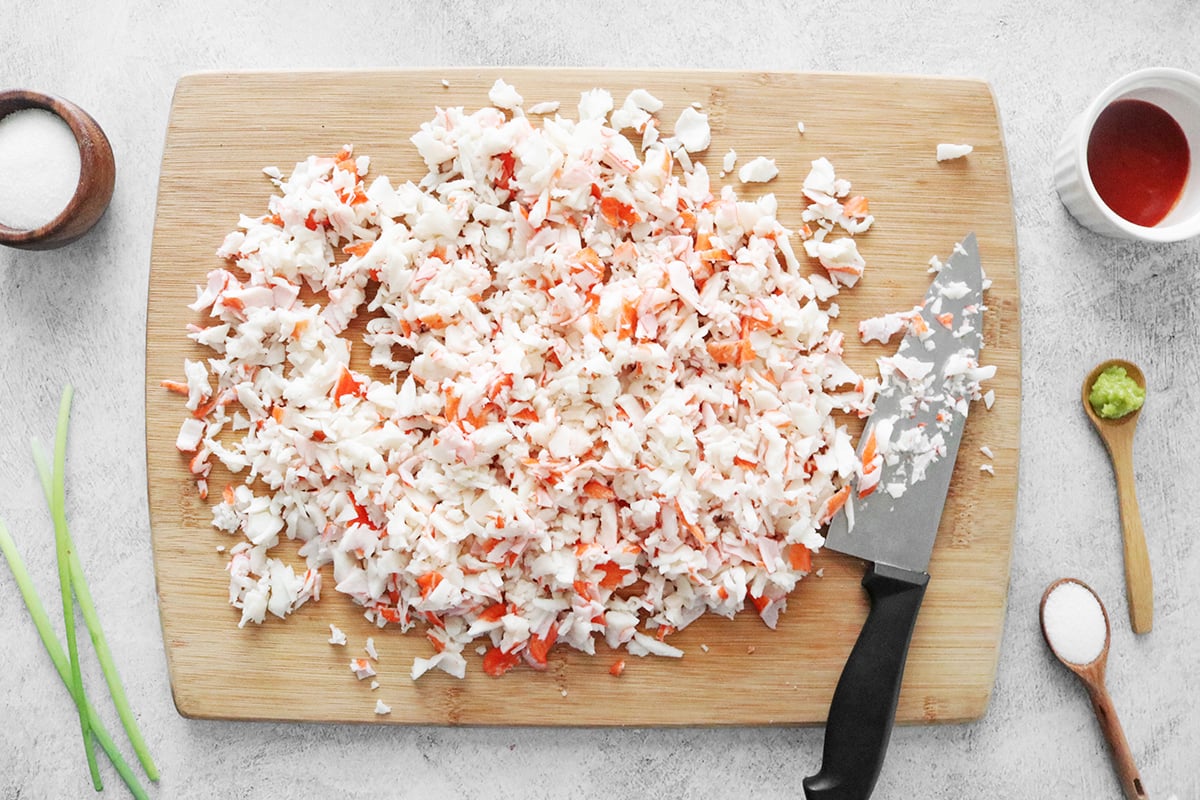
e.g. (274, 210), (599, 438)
(31, 434), (160, 783)
(46, 387), (103, 790)
(0, 518), (149, 800)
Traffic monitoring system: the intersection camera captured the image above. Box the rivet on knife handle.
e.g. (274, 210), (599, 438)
(803, 563), (929, 800)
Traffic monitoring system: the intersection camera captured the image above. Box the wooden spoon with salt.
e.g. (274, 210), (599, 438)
(1082, 359), (1153, 634)
(1040, 578), (1148, 800)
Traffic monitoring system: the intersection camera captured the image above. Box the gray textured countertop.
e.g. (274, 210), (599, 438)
(2, 2), (1198, 798)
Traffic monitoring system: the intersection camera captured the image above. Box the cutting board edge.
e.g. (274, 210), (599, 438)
(975, 75), (1021, 726)
(146, 141), (187, 711)
(170, 67), (998, 95)
(163, 696), (991, 727)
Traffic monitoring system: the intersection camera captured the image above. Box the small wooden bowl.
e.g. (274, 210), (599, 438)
(0, 90), (116, 250)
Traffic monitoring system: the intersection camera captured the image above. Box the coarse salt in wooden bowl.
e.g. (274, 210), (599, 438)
(0, 89), (116, 251)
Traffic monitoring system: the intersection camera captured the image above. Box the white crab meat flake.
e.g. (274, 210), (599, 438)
(672, 107), (711, 152)
(936, 143), (973, 161)
(488, 79), (523, 110)
(738, 157), (779, 184)
(577, 88), (614, 121)
(627, 89), (663, 113)
(858, 307), (924, 345)
(175, 418), (204, 452)
(165, 82), (925, 682)
(374, 699), (391, 715)
(328, 624), (347, 646)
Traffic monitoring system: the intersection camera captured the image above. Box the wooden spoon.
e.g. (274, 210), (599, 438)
(1082, 359), (1153, 634)
(1040, 578), (1148, 800)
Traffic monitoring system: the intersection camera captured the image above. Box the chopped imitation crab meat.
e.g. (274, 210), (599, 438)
(167, 83), (892, 681)
(672, 107), (711, 153)
(936, 143), (973, 161)
(350, 658), (376, 680)
(488, 79), (523, 109)
(738, 157), (779, 184)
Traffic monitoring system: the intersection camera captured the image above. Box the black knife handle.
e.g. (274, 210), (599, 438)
(803, 563), (930, 800)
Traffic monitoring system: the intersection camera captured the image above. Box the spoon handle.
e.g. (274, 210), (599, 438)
(1086, 683), (1149, 800)
(1109, 434), (1154, 633)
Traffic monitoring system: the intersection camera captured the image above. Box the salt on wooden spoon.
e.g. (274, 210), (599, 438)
(1040, 578), (1148, 800)
(1083, 359), (1153, 633)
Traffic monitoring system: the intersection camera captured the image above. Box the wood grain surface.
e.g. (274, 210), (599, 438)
(146, 69), (1020, 726)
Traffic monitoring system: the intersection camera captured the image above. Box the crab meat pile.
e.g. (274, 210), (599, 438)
(169, 85), (881, 679)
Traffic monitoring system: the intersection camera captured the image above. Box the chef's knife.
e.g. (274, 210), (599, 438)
(803, 233), (985, 800)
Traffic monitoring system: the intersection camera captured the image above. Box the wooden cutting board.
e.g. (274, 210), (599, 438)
(146, 69), (1019, 726)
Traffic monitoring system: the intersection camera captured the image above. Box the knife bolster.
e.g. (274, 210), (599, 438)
(865, 562), (931, 595)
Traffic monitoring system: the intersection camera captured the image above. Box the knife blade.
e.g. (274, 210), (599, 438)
(804, 233), (986, 800)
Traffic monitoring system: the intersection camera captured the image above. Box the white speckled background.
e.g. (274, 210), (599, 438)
(2, 2), (1198, 798)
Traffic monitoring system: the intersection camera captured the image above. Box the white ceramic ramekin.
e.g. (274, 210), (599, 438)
(1054, 67), (1200, 242)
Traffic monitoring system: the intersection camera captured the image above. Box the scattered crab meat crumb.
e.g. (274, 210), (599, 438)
(722, 149), (737, 172)
(488, 78), (523, 109)
(980, 445), (994, 459)
(374, 699), (391, 715)
(365, 637), (379, 661)
(673, 106), (711, 152)
(328, 624), (347, 646)
(577, 88), (613, 121)
(351, 658), (376, 680)
(370, 679), (380, 690)
(627, 89), (663, 113)
(936, 143), (974, 161)
(980, 464), (995, 476)
(859, 307), (924, 345)
(796, 121), (805, 134)
(527, 100), (560, 115)
(738, 157), (779, 183)
(175, 418), (204, 452)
